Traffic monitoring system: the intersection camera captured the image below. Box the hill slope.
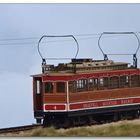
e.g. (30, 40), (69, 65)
(2, 119), (140, 136)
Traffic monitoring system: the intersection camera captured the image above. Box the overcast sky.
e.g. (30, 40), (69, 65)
(0, 3), (140, 128)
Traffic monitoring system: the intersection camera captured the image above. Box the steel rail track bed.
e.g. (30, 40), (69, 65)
(0, 124), (42, 134)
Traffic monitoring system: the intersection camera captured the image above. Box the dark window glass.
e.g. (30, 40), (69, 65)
(109, 76), (119, 89)
(45, 82), (54, 94)
(69, 81), (76, 93)
(103, 77), (109, 89)
(97, 77), (108, 90)
(120, 76), (129, 88)
(99, 78), (104, 90)
(56, 82), (65, 93)
(88, 78), (98, 91)
(131, 75), (139, 87)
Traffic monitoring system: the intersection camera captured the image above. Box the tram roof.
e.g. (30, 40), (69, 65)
(31, 68), (140, 77)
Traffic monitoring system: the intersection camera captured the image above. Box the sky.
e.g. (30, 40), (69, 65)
(0, 3), (140, 128)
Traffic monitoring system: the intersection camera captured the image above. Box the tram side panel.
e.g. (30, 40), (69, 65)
(42, 80), (67, 113)
(68, 74), (140, 117)
(33, 76), (44, 123)
(32, 71), (140, 123)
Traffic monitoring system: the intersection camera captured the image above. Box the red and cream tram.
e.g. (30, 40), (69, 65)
(32, 33), (140, 127)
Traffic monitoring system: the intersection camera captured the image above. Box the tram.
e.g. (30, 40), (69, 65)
(32, 32), (140, 127)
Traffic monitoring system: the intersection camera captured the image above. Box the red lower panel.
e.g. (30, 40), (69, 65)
(70, 97), (140, 110)
(44, 104), (66, 111)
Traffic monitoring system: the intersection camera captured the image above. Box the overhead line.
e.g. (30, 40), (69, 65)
(0, 31), (139, 41)
(0, 42), (37, 46)
(0, 32), (140, 46)
(0, 36), (105, 46)
(0, 37), (38, 41)
(0, 33), (100, 42)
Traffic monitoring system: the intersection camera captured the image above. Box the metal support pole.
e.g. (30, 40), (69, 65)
(66, 81), (70, 111)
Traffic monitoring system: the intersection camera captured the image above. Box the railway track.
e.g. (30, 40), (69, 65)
(0, 124), (42, 134)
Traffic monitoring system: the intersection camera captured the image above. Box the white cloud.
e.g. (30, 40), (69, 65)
(0, 71), (35, 128)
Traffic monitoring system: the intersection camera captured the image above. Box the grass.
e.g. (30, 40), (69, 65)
(2, 119), (140, 137)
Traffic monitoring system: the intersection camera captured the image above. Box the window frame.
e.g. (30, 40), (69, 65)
(76, 78), (88, 92)
(109, 76), (119, 89)
(36, 79), (41, 94)
(88, 78), (98, 91)
(99, 77), (109, 90)
(44, 81), (54, 94)
(130, 74), (140, 87)
(120, 75), (129, 88)
(68, 80), (77, 93)
(56, 81), (66, 94)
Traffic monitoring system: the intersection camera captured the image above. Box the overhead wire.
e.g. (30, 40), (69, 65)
(0, 37), (38, 41)
(0, 33), (100, 42)
(0, 32), (139, 46)
(1, 31), (139, 41)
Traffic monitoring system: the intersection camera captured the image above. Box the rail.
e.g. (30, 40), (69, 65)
(0, 124), (42, 134)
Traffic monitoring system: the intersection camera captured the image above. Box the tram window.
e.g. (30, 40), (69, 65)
(99, 78), (104, 90)
(77, 79), (87, 92)
(120, 76), (129, 88)
(104, 77), (108, 88)
(77, 80), (83, 89)
(99, 77), (108, 90)
(131, 75), (139, 87)
(109, 76), (119, 89)
(99, 78), (104, 85)
(69, 81), (76, 93)
(88, 78), (98, 90)
(56, 82), (65, 93)
(88, 79), (94, 91)
(36, 80), (41, 94)
(126, 76), (129, 83)
(45, 82), (54, 94)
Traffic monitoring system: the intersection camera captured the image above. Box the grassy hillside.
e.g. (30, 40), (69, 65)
(2, 119), (140, 136)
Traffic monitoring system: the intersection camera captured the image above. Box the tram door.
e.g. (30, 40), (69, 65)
(34, 77), (43, 111)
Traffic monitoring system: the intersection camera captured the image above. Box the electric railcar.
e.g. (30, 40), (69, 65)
(32, 32), (140, 127)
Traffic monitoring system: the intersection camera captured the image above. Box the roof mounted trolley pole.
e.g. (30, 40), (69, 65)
(133, 54), (137, 68)
(37, 35), (79, 74)
(98, 32), (109, 61)
(98, 32), (140, 68)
